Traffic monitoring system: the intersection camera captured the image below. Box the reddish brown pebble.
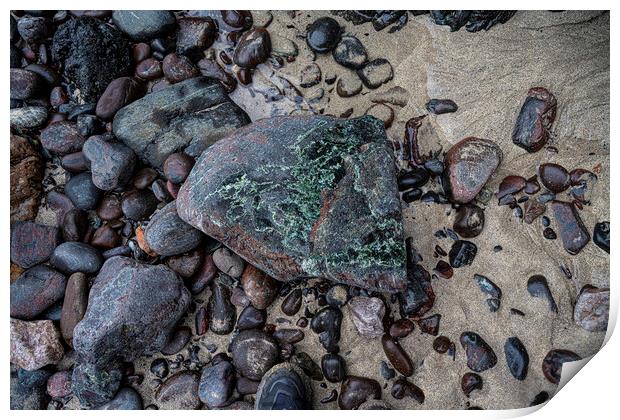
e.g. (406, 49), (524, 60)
(542, 349), (580, 384)
(551, 200), (590, 254)
(91, 225), (121, 249)
(381, 334), (413, 377)
(188, 253), (217, 294)
(418, 314), (441, 336)
(434, 260), (453, 279)
(512, 87), (557, 153)
(539, 163), (570, 193)
(496, 175), (526, 199)
(389, 318), (415, 338)
(391, 378), (425, 403)
(136, 58), (163, 80)
(195, 307), (208, 335)
(163, 152), (195, 184)
(433, 336), (452, 354)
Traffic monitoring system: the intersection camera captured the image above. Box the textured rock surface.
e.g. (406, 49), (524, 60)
(10, 134), (43, 222)
(82, 134), (137, 190)
(574, 285), (609, 332)
(177, 115), (406, 292)
(113, 77), (250, 169)
(10, 221), (61, 268)
(10, 319), (64, 370)
(348, 296), (385, 338)
(52, 17), (132, 102)
(73, 257), (190, 367)
(10, 368), (51, 410)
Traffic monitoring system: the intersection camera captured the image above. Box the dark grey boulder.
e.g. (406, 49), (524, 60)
(177, 115), (406, 293)
(50, 242), (103, 275)
(144, 201), (204, 256)
(82, 134), (136, 191)
(112, 10), (176, 41)
(113, 77), (250, 169)
(73, 256), (190, 368)
(10, 368), (52, 410)
(65, 171), (103, 211)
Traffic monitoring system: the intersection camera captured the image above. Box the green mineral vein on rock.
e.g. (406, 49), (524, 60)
(177, 115), (407, 292)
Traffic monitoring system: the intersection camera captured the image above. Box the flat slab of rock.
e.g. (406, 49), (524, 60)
(73, 256), (190, 367)
(113, 77), (250, 169)
(177, 115), (406, 292)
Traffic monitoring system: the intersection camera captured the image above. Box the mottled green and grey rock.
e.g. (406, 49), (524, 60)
(177, 115), (406, 292)
(113, 77), (250, 169)
(73, 257), (190, 368)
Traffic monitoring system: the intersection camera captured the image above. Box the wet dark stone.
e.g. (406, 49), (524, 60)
(186, 252), (216, 294)
(11, 221), (61, 269)
(391, 378), (424, 404)
(418, 314), (441, 336)
(504, 336), (529, 380)
(389, 318), (415, 338)
(527, 275), (558, 313)
(432, 336), (453, 354)
(209, 280), (237, 335)
(17, 16), (52, 42)
(281, 289), (303, 316)
(10, 368), (52, 410)
(166, 247), (204, 278)
(96, 77), (146, 121)
(320, 389), (338, 404)
(73, 257), (190, 368)
(543, 227), (557, 240)
(453, 205), (485, 238)
(338, 376), (381, 410)
(161, 326), (191, 356)
(237, 305), (267, 331)
(372, 11), (407, 31)
(135, 58), (163, 80)
(460, 332), (497, 372)
(121, 189), (158, 221)
(40, 121), (86, 155)
(593, 221), (610, 253)
(292, 352), (323, 381)
(461, 372), (482, 397)
(398, 167), (430, 190)
(94, 387), (143, 410)
(307, 17), (341, 53)
(52, 17), (132, 102)
(443, 137), (502, 203)
(241, 264), (279, 310)
(176, 115), (406, 293)
(524, 176), (541, 194)
(426, 99), (458, 115)
(10, 69), (43, 100)
(399, 242), (435, 318)
(10, 265), (66, 320)
(198, 360), (235, 408)
(176, 17), (216, 61)
(530, 391), (549, 406)
(71, 362), (122, 408)
(357, 58), (393, 89)
(402, 188), (423, 203)
(430, 11), (515, 32)
(449, 240), (477, 268)
(221, 10), (253, 29)
(512, 87), (557, 153)
(236, 377), (259, 395)
(50, 242), (103, 275)
(574, 285), (610, 332)
(162, 53), (200, 83)
(194, 306), (208, 335)
(474, 274), (502, 312)
(61, 209), (87, 243)
(112, 10), (176, 40)
(496, 175), (526, 200)
(551, 200), (590, 255)
(539, 163), (570, 193)
(91, 225), (121, 249)
(230, 329), (279, 381)
(311, 307), (343, 352)
(542, 349), (580, 384)
(332, 35), (368, 69)
(65, 171), (103, 211)
(273, 328), (304, 344)
(133, 168), (158, 190)
(155, 371), (201, 409)
(59, 272), (88, 346)
(322, 353), (346, 383)
(144, 201), (203, 256)
(83, 134), (137, 191)
(233, 28), (271, 69)
(381, 334), (413, 376)
(197, 58), (237, 93)
(113, 77), (250, 170)
(150, 358), (169, 379)
(25, 63), (60, 87)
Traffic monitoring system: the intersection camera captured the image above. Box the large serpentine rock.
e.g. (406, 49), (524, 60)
(177, 115), (406, 293)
